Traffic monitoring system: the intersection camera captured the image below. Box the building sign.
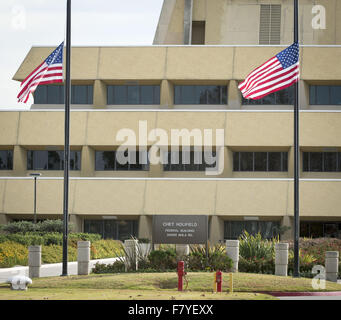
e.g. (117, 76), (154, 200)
(152, 215), (208, 244)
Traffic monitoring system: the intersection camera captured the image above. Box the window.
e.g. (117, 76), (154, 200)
(95, 150), (149, 171)
(301, 222), (341, 238)
(163, 150), (216, 171)
(191, 21), (205, 45)
(34, 85), (93, 104)
(107, 85), (160, 105)
(242, 86), (294, 105)
(233, 152), (288, 172)
(27, 150), (81, 170)
(303, 152), (341, 172)
(259, 4), (281, 45)
(0, 150), (13, 170)
(224, 221), (280, 240)
(310, 86), (341, 105)
(174, 86), (227, 105)
(84, 219), (138, 241)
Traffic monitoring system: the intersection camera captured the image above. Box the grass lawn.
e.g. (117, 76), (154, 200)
(0, 272), (340, 300)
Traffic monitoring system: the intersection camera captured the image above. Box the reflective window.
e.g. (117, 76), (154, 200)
(27, 150), (81, 170)
(242, 86), (294, 105)
(303, 152), (341, 172)
(34, 85), (93, 104)
(95, 150), (149, 171)
(233, 152), (288, 172)
(224, 221), (280, 240)
(84, 220), (138, 241)
(310, 85), (341, 105)
(163, 150), (216, 171)
(174, 85), (227, 105)
(0, 150), (13, 170)
(107, 85), (160, 105)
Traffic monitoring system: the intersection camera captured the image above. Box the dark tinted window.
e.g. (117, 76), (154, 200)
(84, 220), (138, 241)
(95, 150), (149, 171)
(107, 85), (160, 105)
(163, 150), (216, 171)
(27, 150), (81, 170)
(242, 86), (294, 105)
(224, 221), (280, 240)
(310, 85), (341, 105)
(0, 150), (13, 170)
(34, 85), (93, 104)
(301, 222), (341, 238)
(233, 152), (288, 172)
(174, 85), (227, 104)
(303, 152), (341, 172)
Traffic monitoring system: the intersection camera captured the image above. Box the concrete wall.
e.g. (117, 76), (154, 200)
(154, 0), (341, 45)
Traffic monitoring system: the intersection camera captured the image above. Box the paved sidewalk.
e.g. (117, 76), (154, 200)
(0, 257), (119, 283)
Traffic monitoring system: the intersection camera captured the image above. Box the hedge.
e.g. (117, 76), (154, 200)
(0, 239), (122, 268)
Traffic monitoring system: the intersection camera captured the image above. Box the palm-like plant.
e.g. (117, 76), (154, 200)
(239, 231), (279, 260)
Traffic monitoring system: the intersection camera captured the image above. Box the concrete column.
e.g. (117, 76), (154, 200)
(176, 244), (190, 258)
(183, 0), (193, 44)
(28, 245), (41, 278)
(280, 216), (293, 241)
(325, 251), (339, 282)
(81, 146), (95, 177)
(299, 80), (309, 110)
(160, 80), (174, 108)
(228, 80), (241, 109)
(209, 216), (224, 244)
(70, 214), (82, 233)
(0, 214), (9, 226)
(13, 145), (27, 176)
(93, 80), (107, 108)
(275, 243), (289, 276)
(124, 239), (139, 271)
(77, 241), (90, 275)
(226, 240), (239, 272)
(224, 147), (233, 178)
(138, 215), (152, 240)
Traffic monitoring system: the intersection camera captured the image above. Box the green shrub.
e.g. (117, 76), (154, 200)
(92, 261), (125, 274)
(187, 244), (233, 272)
(239, 256), (275, 274)
(41, 244), (77, 264)
(0, 232), (103, 247)
(0, 241), (28, 268)
(1, 221), (37, 234)
(0, 220), (74, 235)
(91, 240), (123, 259)
(148, 248), (177, 271)
(239, 231), (278, 260)
(39, 220), (74, 233)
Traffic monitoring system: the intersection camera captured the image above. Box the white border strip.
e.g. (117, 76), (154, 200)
(1, 177), (341, 182)
(31, 45), (341, 48)
(2, 109), (341, 113)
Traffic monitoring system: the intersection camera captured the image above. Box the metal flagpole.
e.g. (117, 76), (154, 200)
(293, 0), (300, 278)
(62, 0), (71, 277)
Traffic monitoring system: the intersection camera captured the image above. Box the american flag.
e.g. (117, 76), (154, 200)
(17, 42), (64, 103)
(239, 42), (299, 100)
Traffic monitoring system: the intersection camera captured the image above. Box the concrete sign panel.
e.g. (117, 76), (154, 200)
(152, 215), (208, 244)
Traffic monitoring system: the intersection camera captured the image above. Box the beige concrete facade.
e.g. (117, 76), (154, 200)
(1, 0), (341, 242)
(154, 0), (341, 45)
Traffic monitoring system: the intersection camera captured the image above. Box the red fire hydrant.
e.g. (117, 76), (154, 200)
(177, 261), (186, 291)
(216, 270), (222, 293)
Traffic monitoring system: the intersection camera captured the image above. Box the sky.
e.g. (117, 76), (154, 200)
(0, 0), (164, 109)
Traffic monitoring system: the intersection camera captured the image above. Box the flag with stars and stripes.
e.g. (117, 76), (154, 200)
(239, 42), (300, 100)
(17, 42), (64, 103)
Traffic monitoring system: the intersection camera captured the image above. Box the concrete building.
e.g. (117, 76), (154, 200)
(1, 0), (341, 242)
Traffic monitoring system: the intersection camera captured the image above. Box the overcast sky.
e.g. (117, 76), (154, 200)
(0, 0), (164, 109)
